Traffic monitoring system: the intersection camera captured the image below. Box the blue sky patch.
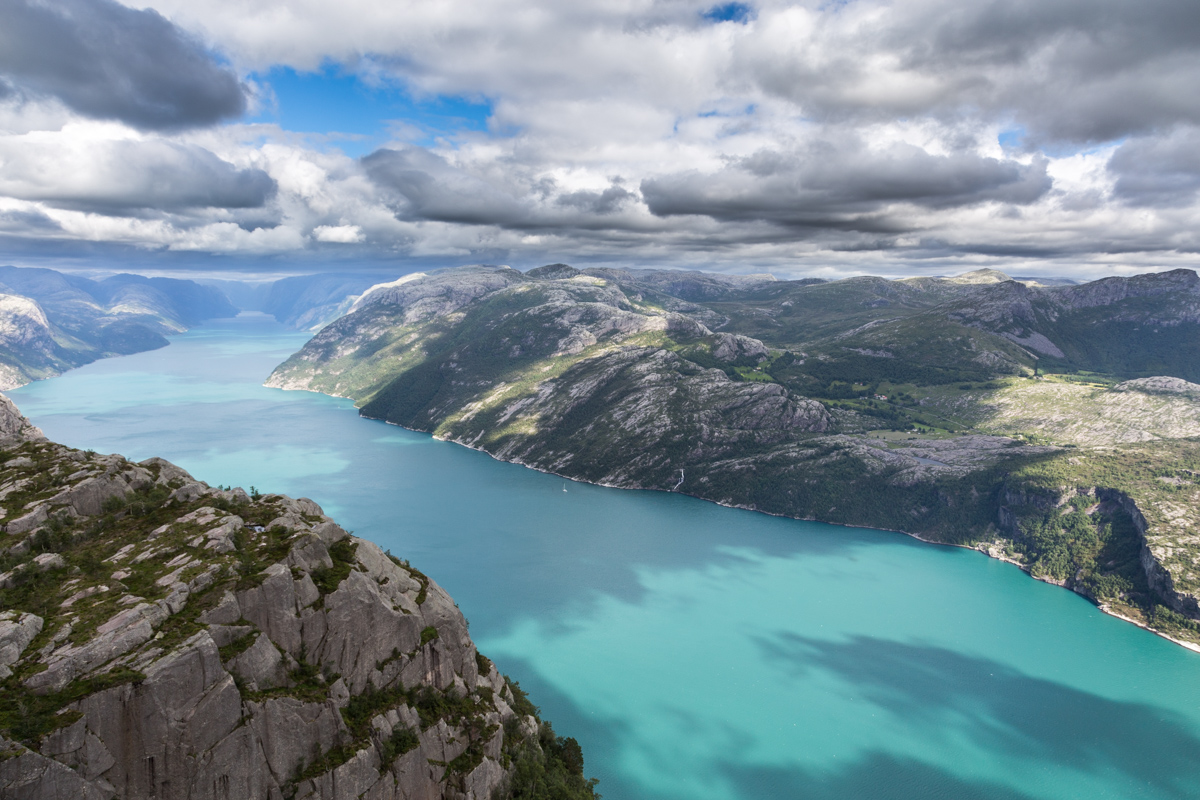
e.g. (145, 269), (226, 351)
(702, 3), (756, 24)
(251, 66), (493, 156)
(998, 127), (1025, 149)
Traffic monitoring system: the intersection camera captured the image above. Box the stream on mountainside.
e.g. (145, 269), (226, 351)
(10, 312), (1200, 800)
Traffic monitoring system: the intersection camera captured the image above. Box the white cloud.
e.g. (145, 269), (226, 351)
(313, 224), (363, 243)
(0, 0), (1192, 279)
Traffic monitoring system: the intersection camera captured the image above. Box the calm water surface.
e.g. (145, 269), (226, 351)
(11, 314), (1200, 800)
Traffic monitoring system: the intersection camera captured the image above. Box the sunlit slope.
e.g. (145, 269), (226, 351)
(267, 264), (1200, 646)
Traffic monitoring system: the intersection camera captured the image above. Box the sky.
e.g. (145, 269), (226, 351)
(0, 0), (1199, 281)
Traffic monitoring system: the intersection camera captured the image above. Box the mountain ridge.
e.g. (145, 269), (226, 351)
(265, 264), (1200, 648)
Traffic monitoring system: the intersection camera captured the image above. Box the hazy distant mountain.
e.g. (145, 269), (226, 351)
(258, 273), (394, 330)
(0, 266), (236, 388)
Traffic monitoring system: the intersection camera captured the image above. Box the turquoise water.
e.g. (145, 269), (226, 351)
(11, 313), (1200, 800)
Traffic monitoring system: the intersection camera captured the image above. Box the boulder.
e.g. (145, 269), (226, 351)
(228, 633), (288, 691)
(0, 611), (42, 678)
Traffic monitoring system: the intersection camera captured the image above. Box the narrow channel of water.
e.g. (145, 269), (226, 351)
(11, 313), (1200, 800)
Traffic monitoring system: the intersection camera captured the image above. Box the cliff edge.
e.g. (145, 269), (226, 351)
(0, 396), (596, 799)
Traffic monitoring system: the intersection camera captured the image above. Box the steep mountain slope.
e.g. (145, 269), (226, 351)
(0, 267), (237, 389)
(965, 269), (1200, 379)
(265, 264), (1200, 648)
(265, 266), (1200, 647)
(0, 396), (596, 800)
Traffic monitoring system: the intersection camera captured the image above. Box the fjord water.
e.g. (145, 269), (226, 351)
(11, 314), (1200, 800)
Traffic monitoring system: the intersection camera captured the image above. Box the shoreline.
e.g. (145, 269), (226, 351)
(393, 410), (1200, 652)
(277, 384), (1200, 656)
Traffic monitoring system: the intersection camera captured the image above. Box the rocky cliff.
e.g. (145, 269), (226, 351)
(0, 395), (596, 800)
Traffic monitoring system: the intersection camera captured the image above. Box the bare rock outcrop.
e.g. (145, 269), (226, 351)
(711, 333), (769, 363)
(0, 610), (42, 678)
(0, 393), (43, 442)
(1115, 376), (1200, 397)
(0, 395), (587, 800)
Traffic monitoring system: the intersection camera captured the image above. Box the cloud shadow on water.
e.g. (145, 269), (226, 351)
(756, 634), (1200, 798)
(717, 754), (1039, 800)
(493, 656), (1046, 800)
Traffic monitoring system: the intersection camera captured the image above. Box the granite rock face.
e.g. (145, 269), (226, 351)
(0, 395), (564, 800)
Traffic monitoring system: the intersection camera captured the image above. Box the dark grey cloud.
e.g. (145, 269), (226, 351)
(641, 141), (1050, 229)
(0, 0), (246, 129)
(557, 185), (636, 215)
(748, 0), (1200, 144)
(1108, 128), (1200, 207)
(0, 140), (275, 212)
(362, 147), (528, 226)
(0, 208), (61, 232)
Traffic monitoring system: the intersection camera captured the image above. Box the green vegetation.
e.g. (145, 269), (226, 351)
(505, 677), (539, 719)
(310, 539), (360, 596)
(498, 720), (598, 800)
(1013, 496), (1146, 599)
(0, 668), (144, 746)
(496, 677), (599, 800)
(217, 629), (260, 663)
(379, 725), (420, 763)
(243, 653), (337, 705)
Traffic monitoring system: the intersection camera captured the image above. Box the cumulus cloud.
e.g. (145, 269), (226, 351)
(557, 184), (637, 215)
(363, 147), (529, 227)
(0, 132), (275, 212)
(0, 0), (1197, 278)
(0, 207), (60, 233)
(739, 0), (1200, 144)
(313, 224), (363, 243)
(362, 146), (651, 233)
(642, 140), (1051, 228)
(0, 0), (246, 130)
(1108, 127), (1200, 207)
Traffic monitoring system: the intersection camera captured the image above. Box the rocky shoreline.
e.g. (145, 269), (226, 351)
(358, 410), (1200, 656)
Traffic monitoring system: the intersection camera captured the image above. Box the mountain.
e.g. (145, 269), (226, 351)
(266, 264), (1200, 647)
(0, 267), (238, 389)
(259, 273), (398, 330)
(0, 395), (597, 800)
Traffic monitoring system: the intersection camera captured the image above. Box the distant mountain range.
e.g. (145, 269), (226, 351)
(266, 264), (1200, 649)
(0, 266), (236, 388)
(1, 261), (1196, 649)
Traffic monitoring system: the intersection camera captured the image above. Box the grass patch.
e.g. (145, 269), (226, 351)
(0, 668), (145, 746)
(218, 629), (259, 663)
(310, 539), (359, 596)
